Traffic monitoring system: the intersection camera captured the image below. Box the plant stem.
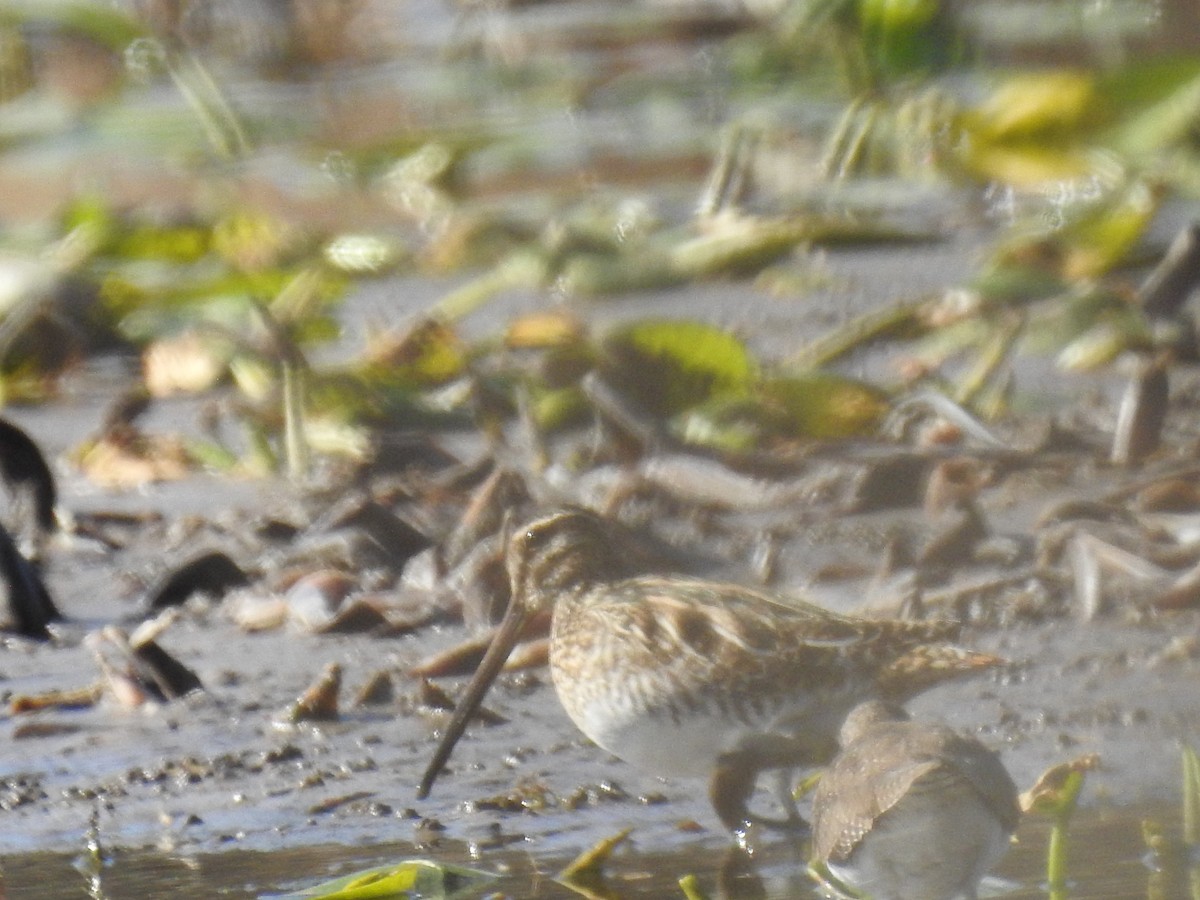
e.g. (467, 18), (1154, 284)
(282, 358), (308, 481)
(1046, 770), (1084, 898)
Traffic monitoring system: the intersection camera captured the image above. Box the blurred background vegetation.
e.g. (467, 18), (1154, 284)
(1, 0), (1199, 478)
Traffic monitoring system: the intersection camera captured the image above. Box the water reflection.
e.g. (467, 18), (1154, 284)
(0, 802), (1194, 899)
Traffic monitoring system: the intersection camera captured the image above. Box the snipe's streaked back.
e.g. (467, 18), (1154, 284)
(812, 700), (1020, 900)
(418, 508), (1003, 833)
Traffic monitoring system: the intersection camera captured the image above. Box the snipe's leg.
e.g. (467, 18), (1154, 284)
(710, 752), (808, 834)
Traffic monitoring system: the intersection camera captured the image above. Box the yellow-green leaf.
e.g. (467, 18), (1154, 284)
(530, 385), (590, 431)
(267, 858), (495, 900)
(1103, 57), (1200, 156)
(556, 249), (679, 298)
(669, 216), (810, 279)
(761, 374), (890, 438)
(960, 142), (1096, 186)
(1056, 179), (1161, 280)
(601, 319), (755, 416)
(0, 1), (146, 51)
(970, 71), (1100, 142)
(858, 0), (958, 77)
(363, 318), (466, 387)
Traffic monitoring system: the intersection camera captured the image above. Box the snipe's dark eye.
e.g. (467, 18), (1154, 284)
(522, 524), (552, 549)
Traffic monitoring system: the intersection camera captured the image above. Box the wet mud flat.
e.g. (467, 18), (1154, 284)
(1, 216), (1200, 896)
(1, 297), (1200, 900)
(1, 143), (1200, 900)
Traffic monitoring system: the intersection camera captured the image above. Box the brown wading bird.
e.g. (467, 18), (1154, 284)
(812, 700), (1020, 900)
(418, 508), (1003, 834)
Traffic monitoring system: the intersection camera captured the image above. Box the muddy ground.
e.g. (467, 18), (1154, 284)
(0, 211), (1199, 900)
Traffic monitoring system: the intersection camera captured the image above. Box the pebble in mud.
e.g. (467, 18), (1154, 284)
(561, 780), (630, 810)
(0, 776), (47, 809)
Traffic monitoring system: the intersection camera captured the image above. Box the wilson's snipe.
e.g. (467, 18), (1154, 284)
(812, 700), (1020, 900)
(418, 508), (1003, 833)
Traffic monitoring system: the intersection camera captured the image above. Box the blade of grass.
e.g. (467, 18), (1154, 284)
(1183, 745), (1200, 900)
(678, 873), (710, 900)
(163, 45), (250, 160)
(282, 358), (308, 481)
(1046, 769), (1085, 899)
(1183, 745), (1199, 845)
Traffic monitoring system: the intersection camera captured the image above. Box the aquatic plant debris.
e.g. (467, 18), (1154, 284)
(556, 828), (634, 900)
(1022, 754), (1101, 899)
(264, 859), (495, 900)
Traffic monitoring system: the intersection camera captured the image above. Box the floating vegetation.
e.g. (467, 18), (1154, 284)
(265, 858), (495, 900)
(557, 828), (634, 900)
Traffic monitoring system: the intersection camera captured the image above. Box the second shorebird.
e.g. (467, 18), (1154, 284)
(811, 700), (1021, 900)
(418, 508), (1002, 833)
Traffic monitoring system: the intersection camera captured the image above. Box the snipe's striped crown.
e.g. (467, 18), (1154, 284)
(506, 508), (623, 608)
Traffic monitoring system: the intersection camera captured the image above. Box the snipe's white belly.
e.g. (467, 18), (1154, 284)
(551, 660), (859, 778)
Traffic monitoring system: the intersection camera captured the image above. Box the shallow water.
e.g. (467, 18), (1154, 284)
(0, 801), (1193, 899)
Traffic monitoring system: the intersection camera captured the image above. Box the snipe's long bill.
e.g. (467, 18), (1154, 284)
(418, 508), (1003, 833)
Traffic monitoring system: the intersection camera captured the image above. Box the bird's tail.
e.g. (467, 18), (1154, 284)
(878, 643), (1005, 698)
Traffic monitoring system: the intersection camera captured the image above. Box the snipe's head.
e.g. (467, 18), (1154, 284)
(505, 507), (620, 612)
(418, 507), (617, 801)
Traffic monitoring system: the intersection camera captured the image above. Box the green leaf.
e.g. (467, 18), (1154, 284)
(675, 396), (771, 452)
(361, 318), (467, 388)
(266, 858), (495, 900)
(0, 0), (145, 51)
(1053, 179), (1161, 279)
(969, 70), (1100, 142)
(675, 373), (888, 448)
(558, 828), (633, 882)
(556, 249), (680, 298)
(669, 217), (810, 279)
(968, 264), (1066, 306)
(1103, 57), (1200, 156)
(760, 373), (890, 438)
(112, 223), (211, 263)
(857, 0), (958, 77)
(983, 178), (1160, 282)
(61, 195), (118, 244)
(678, 874), (710, 900)
(1183, 744), (1200, 845)
(530, 385), (590, 431)
(958, 70), (1102, 185)
(600, 319), (756, 416)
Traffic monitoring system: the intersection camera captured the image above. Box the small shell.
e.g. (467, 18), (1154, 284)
(226, 590), (289, 632)
(352, 670), (394, 707)
(285, 571), (357, 631)
(285, 662), (342, 722)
